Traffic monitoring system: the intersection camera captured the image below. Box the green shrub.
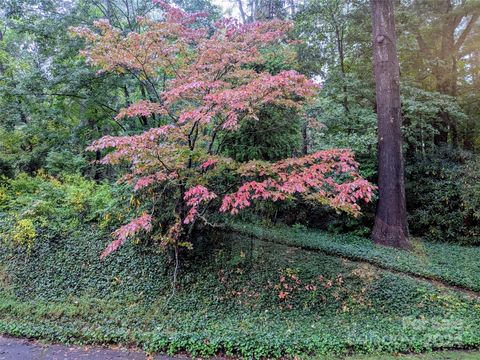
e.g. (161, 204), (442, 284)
(220, 105), (301, 162)
(45, 150), (87, 176)
(4, 218), (36, 250)
(401, 86), (467, 156)
(308, 88), (378, 180)
(0, 173), (127, 249)
(406, 148), (480, 245)
(460, 157), (480, 238)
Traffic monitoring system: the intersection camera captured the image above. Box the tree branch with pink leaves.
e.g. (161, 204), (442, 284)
(72, 0), (375, 263)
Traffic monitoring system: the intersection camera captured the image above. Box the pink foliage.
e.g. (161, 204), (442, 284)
(87, 125), (175, 152)
(153, 0), (208, 26)
(220, 150), (375, 215)
(101, 214), (153, 259)
(200, 159), (218, 170)
(86, 125), (177, 167)
(116, 100), (167, 120)
(183, 185), (217, 224)
(133, 171), (179, 191)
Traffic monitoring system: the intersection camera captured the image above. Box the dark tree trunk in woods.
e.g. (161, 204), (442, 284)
(370, 0), (409, 249)
(301, 120), (308, 155)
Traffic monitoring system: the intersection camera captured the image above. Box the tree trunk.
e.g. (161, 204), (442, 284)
(370, 0), (409, 249)
(333, 21), (349, 114)
(301, 120), (308, 155)
(237, 0), (247, 23)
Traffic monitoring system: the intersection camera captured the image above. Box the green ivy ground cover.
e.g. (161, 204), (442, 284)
(228, 222), (480, 292)
(1, 225), (480, 358)
(345, 351), (480, 359)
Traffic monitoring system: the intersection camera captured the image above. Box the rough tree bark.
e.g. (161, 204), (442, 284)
(370, 0), (409, 249)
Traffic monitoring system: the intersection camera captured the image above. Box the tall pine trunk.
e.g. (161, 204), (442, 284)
(370, 0), (409, 249)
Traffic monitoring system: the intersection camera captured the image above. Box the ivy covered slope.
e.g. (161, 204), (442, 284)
(1, 224), (480, 357)
(1, 173), (480, 358)
(229, 222), (480, 292)
(2, 233), (480, 357)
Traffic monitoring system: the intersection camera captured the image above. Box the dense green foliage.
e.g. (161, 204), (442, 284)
(0, 173), (126, 250)
(406, 148), (480, 245)
(220, 106), (302, 162)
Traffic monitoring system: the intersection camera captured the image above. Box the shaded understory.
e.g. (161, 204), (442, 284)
(1, 224), (480, 358)
(229, 222), (480, 292)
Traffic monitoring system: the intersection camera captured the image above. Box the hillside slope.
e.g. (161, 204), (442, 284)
(1, 224), (480, 357)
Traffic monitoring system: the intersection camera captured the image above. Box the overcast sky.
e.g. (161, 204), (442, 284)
(212, 0), (240, 18)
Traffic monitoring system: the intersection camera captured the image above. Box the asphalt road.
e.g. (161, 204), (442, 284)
(0, 336), (185, 360)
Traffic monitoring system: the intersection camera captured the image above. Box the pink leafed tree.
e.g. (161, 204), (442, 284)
(72, 1), (375, 264)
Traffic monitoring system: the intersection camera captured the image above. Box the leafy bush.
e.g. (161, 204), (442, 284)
(406, 148), (480, 244)
(4, 218), (36, 250)
(220, 106), (302, 162)
(45, 149), (87, 176)
(459, 157), (480, 237)
(0, 173), (126, 250)
(402, 86), (467, 155)
(308, 82), (378, 180)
